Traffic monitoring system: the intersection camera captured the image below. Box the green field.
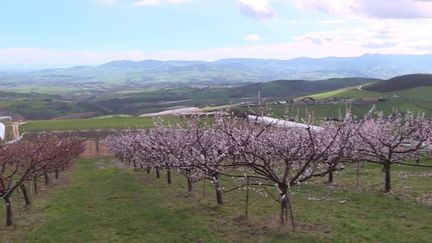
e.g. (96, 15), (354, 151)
(392, 86), (432, 102)
(1, 157), (432, 242)
(20, 116), (157, 133)
(309, 86), (382, 100)
(265, 85), (432, 120)
(310, 85), (432, 102)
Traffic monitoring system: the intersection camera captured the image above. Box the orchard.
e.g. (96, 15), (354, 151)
(0, 137), (84, 226)
(105, 111), (432, 229)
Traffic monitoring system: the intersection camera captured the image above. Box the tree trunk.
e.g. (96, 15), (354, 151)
(20, 184), (31, 206)
(213, 174), (223, 205)
(166, 169), (172, 184)
(55, 170), (60, 179)
(146, 166), (151, 174)
(156, 168), (160, 178)
(28, 181), (33, 199)
(278, 184), (296, 230)
(33, 176), (38, 194)
(328, 170), (334, 184)
(384, 162), (391, 193)
(4, 196), (13, 226)
(187, 176), (193, 192)
(95, 137), (100, 154)
(202, 180), (206, 199)
(44, 173), (50, 185)
(279, 184), (288, 226)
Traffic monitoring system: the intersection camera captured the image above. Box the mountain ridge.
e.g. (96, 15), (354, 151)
(1, 54), (432, 85)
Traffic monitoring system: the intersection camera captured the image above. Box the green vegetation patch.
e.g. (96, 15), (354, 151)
(20, 116), (157, 133)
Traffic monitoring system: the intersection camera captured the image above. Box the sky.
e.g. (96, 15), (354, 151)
(1, 0), (432, 68)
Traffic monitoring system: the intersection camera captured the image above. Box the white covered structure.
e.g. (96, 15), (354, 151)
(0, 122), (5, 141)
(247, 115), (323, 131)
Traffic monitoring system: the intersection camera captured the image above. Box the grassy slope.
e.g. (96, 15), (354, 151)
(309, 86), (382, 100)
(2, 158), (432, 242)
(281, 85), (432, 119)
(20, 117), (157, 133)
(365, 74), (432, 92)
(0, 100), (89, 120)
(311, 85), (432, 101)
(392, 86), (432, 102)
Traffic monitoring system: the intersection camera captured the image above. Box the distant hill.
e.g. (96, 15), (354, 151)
(230, 77), (379, 98)
(2, 54), (432, 86)
(365, 74), (432, 92)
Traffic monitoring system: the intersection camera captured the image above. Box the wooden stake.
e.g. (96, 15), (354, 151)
(245, 176), (250, 218)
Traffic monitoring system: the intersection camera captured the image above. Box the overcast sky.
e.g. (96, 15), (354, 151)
(1, 0), (432, 67)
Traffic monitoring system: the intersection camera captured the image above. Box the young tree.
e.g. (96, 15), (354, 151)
(350, 112), (432, 192)
(222, 117), (348, 227)
(186, 118), (228, 205)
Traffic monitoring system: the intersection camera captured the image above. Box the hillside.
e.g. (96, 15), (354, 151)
(91, 78), (376, 117)
(0, 77), (375, 120)
(0, 73), (428, 120)
(365, 74), (432, 92)
(298, 76), (432, 119)
(229, 77), (379, 98)
(2, 54), (432, 91)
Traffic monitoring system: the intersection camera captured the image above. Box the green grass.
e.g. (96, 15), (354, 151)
(20, 117), (158, 133)
(310, 85), (432, 103)
(392, 86), (432, 102)
(309, 86), (383, 100)
(1, 158), (432, 242)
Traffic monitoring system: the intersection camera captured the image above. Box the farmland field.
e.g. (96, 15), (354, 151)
(20, 116), (157, 133)
(1, 157), (432, 242)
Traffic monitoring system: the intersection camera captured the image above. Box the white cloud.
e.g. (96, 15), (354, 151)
(289, 0), (432, 19)
(238, 0), (275, 20)
(244, 34), (262, 41)
(2, 18), (432, 66)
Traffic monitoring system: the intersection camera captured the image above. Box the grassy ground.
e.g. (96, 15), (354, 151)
(309, 86), (382, 100)
(20, 117), (159, 133)
(1, 158), (432, 242)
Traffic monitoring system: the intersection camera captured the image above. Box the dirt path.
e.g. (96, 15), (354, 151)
(11, 122), (26, 141)
(139, 107), (201, 117)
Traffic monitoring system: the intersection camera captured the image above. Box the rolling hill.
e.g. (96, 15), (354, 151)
(296, 74), (432, 119)
(229, 77), (380, 98)
(365, 74), (432, 92)
(1, 54), (432, 90)
(0, 77), (376, 120)
(1, 73), (431, 120)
